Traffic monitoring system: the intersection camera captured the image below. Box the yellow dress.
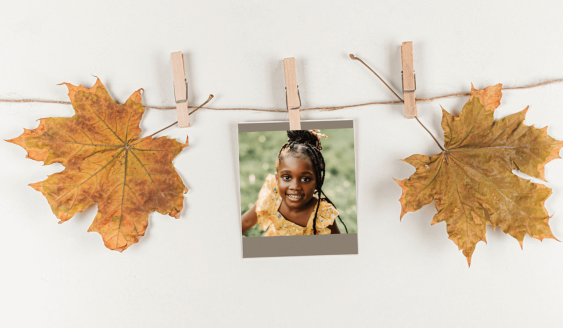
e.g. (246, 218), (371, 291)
(255, 174), (338, 236)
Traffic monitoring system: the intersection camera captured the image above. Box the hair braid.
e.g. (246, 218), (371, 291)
(276, 130), (347, 234)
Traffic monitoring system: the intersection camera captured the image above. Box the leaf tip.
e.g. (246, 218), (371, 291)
(461, 246), (477, 267)
(5, 132), (26, 148)
(394, 178), (409, 220)
(92, 76), (103, 85)
(102, 230), (131, 252)
(29, 181), (43, 193)
(129, 87), (143, 104)
(169, 207), (183, 219)
(58, 212), (74, 222)
(61, 77), (105, 103)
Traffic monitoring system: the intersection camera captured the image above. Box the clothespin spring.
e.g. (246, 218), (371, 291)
(284, 86), (302, 110)
(401, 71), (416, 93)
(174, 80), (189, 105)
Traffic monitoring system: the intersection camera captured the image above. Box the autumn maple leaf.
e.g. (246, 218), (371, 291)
(395, 84), (563, 265)
(7, 79), (188, 251)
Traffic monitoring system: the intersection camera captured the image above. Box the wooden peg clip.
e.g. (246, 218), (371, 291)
(171, 52), (190, 127)
(283, 57), (301, 130)
(401, 41), (417, 118)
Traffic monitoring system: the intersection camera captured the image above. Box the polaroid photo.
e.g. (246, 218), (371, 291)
(238, 120), (358, 258)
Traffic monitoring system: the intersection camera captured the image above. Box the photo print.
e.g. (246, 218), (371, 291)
(238, 120), (358, 258)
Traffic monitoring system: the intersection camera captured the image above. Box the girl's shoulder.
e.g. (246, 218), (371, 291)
(319, 199), (339, 217)
(259, 174), (278, 198)
(256, 174), (280, 213)
(264, 174), (277, 187)
(312, 199), (339, 232)
(255, 174), (281, 232)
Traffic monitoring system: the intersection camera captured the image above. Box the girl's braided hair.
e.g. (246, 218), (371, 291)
(275, 130), (348, 234)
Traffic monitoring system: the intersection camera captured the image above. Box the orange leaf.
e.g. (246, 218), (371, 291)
(7, 79), (188, 251)
(396, 84), (563, 265)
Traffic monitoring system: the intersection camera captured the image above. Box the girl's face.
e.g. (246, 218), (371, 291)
(276, 154), (317, 210)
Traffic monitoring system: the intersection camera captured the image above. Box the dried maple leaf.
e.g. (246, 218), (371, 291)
(7, 79), (188, 251)
(396, 84), (563, 265)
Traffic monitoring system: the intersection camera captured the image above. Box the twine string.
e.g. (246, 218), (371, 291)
(1, 79), (562, 112)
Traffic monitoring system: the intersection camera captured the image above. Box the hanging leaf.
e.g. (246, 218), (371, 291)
(395, 84), (563, 265)
(7, 79), (188, 251)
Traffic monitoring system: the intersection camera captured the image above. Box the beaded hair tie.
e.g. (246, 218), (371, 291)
(308, 129), (328, 151)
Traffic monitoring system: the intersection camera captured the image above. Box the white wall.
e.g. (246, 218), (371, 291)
(2, 1), (563, 327)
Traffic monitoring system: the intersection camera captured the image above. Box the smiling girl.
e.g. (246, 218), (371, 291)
(241, 130), (346, 236)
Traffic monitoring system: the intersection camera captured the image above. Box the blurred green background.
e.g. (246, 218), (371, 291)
(239, 128), (357, 237)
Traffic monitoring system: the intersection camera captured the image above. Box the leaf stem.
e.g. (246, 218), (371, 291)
(349, 54), (444, 152)
(145, 95), (214, 139)
(188, 94), (214, 116)
(349, 54), (403, 102)
(415, 116), (445, 151)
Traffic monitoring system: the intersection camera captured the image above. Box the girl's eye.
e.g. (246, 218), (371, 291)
(301, 177), (311, 182)
(282, 175), (291, 181)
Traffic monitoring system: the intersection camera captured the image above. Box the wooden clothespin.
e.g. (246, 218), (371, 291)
(171, 52), (190, 127)
(401, 41), (417, 118)
(283, 57), (301, 130)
